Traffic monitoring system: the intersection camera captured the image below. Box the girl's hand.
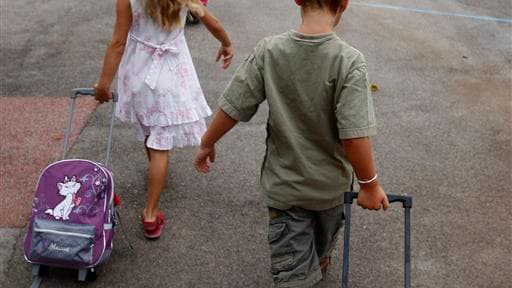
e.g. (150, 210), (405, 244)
(94, 84), (112, 104)
(199, 8), (233, 69)
(194, 144), (216, 173)
(216, 45), (234, 69)
(357, 182), (389, 211)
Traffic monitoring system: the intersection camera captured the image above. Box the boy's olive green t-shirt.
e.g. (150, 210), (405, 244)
(219, 31), (376, 211)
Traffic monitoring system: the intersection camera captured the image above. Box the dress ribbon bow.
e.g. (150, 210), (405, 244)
(129, 32), (183, 90)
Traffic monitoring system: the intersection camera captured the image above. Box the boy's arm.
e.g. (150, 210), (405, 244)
(195, 8), (234, 69)
(95, 0), (132, 103)
(195, 40), (265, 173)
(341, 137), (389, 210)
(194, 109), (238, 173)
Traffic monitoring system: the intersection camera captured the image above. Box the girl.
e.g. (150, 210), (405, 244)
(95, 0), (233, 239)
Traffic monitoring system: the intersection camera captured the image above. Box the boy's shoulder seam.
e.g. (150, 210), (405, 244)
(335, 38), (364, 55)
(333, 39), (367, 66)
(252, 32), (290, 55)
(259, 32), (289, 45)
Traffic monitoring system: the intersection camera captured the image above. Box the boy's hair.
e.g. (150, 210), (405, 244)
(145, 0), (204, 30)
(300, 0), (343, 14)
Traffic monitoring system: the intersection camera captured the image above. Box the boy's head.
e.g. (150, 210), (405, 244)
(295, 0), (349, 25)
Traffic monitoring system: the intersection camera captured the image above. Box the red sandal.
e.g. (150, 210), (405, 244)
(141, 211), (165, 239)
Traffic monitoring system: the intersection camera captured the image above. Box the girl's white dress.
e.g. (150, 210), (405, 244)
(116, 0), (211, 150)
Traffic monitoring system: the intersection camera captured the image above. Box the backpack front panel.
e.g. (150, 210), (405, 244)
(24, 159), (113, 269)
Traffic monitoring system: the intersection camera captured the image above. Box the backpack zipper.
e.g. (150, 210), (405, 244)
(33, 228), (94, 239)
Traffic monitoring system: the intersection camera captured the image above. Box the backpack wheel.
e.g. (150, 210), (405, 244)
(32, 264), (49, 277)
(78, 267), (97, 282)
(31, 265), (49, 288)
(86, 268), (97, 281)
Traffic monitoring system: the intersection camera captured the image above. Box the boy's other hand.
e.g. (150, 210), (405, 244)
(94, 84), (112, 104)
(357, 183), (389, 211)
(194, 144), (216, 173)
(216, 45), (234, 69)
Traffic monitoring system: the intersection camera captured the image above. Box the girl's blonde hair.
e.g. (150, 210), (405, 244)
(145, 0), (205, 30)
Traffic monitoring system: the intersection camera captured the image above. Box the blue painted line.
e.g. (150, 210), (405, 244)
(352, 2), (512, 24)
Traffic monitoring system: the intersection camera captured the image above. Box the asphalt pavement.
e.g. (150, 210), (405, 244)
(1, 0), (511, 287)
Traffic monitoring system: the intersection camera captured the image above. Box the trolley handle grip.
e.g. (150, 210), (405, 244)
(344, 192), (412, 208)
(72, 88), (119, 102)
(63, 88), (118, 167)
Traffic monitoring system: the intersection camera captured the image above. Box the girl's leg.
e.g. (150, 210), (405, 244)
(144, 136), (151, 162)
(143, 148), (169, 221)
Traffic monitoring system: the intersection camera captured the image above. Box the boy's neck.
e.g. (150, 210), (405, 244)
(297, 9), (336, 35)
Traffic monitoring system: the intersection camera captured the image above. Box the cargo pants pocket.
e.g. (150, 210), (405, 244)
(268, 216), (294, 274)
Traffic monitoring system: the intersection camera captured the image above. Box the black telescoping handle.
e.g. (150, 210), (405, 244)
(344, 191), (412, 208)
(62, 88), (118, 167)
(72, 88), (96, 98)
(71, 88), (119, 102)
(342, 191), (412, 288)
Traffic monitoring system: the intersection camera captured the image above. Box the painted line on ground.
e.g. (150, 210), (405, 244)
(352, 2), (512, 24)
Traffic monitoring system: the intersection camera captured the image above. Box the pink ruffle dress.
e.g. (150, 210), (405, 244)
(116, 0), (211, 150)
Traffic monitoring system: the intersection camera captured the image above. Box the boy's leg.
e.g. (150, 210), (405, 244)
(268, 207), (323, 288)
(314, 205), (344, 273)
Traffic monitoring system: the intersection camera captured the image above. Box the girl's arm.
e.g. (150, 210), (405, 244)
(194, 8), (234, 69)
(341, 137), (389, 211)
(95, 0), (132, 103)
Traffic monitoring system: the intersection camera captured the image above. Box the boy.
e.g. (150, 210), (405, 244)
(195, 0), (389, 287)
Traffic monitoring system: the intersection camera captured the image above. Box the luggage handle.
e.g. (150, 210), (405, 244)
(342, 191), (412, 288)
(71, 88), (119, 101)
(62, 88), (118, 168)
(344, 192), (412, 208)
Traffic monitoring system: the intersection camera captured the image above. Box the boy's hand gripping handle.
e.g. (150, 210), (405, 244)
(344, 191), (412, 208)
(342, 192), (412, 288)
(62, 88), (118, 167)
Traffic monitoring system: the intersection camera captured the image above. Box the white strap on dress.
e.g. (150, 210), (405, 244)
(129, 32), (184, 90)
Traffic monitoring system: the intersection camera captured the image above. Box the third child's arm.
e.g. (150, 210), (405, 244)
(194, 109), (238, 173)
(341, 137), (389, 211)
(195, 8), (234, 69)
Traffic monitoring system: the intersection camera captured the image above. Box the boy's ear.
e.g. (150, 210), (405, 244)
(295, 0), (302, 6)
(338, 0), (349, 13)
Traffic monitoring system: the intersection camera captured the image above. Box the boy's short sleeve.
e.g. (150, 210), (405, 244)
(218, 43), (266, 122)
(335, 62), (377, 139)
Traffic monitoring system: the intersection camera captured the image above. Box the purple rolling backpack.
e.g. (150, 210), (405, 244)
(24, 89), (119, 286)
